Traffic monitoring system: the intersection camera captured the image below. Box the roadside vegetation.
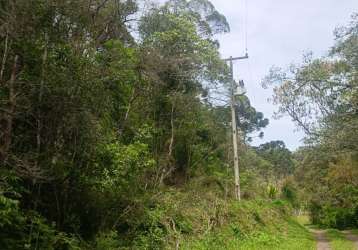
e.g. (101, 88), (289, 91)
(183, 216), (315, 250)
(326, 230), (356, 250)
(264, 13), (358, 231)
(0, 0), (357, 249)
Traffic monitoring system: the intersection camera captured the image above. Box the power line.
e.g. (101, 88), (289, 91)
(245, 0), (248, 53)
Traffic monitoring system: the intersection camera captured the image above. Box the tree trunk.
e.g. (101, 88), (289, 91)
(36, 35), (48, 155)
(0, 54), (19, 163)
(0, 31), (9, 82)
(118, 87), (136, 136)
(158, 100), (176, 185)
(168, 102), (175, 158)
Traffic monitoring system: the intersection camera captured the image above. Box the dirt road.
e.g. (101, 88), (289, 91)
(311, 229), (331, 250)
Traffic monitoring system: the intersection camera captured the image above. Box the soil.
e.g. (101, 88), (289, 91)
(311, 229), (331, 250)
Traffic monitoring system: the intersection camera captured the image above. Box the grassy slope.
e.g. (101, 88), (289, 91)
(181, 217), (315, 250)
(156, 178), (316, 250)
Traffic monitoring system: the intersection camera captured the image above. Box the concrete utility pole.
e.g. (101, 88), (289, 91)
(224, 53), (248, 201)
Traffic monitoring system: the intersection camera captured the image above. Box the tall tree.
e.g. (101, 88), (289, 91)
(263, 13), (358, 229)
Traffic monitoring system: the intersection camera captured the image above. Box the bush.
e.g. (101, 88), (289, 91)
(281, 181), (299, 208)
(94, 231), (122, 250)
(309, 203), (358, 229)
(266, 184), (278, 199)
(0, 194), (80, 250)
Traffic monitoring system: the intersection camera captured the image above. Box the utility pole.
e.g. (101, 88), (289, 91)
(224, 53), (248, 201)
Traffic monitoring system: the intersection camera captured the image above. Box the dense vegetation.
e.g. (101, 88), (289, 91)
(264, 13), (358, 229)
(0, 0), (357, 249)
(0, 0), (289, 249)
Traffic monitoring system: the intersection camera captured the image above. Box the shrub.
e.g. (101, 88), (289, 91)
(0, 194), (80, 250)
(309, 203), (358, 229)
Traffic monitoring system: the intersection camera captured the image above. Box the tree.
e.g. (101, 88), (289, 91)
(262, 13), (358, 149)
(137, 0), (230, 184)
(0, 0), (278, 247)
(263, 13), (358, 229)
(256, 141), (294, 179)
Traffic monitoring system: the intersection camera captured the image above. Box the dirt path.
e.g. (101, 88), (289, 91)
(311, 229), (331, 250)
(343, 231), (358, 249)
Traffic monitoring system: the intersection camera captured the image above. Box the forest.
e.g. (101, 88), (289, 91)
(0, 0), (357, 249)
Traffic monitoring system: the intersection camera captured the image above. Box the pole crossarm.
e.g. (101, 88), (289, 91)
(224, 53), (249, 62)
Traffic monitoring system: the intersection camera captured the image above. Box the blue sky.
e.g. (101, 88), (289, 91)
(209, 0), (357, 150)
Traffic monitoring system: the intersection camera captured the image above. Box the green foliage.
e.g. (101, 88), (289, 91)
(0, 193), (80, 250)
(281, 183), (298, 207)
(310, 204), (358, 229)
(256, 141), (295, 178)
(94, 231), (122, 250)
(181, 201), (314, 250)
(236, 95), (269, 139)
(266, 184), (278, 200)
(296, 151), (358, 229)
(94, 141), (154, 192)
(0, 194), (26, 249)
(0, 0), (303, 248)
(264, 14), (358, 229)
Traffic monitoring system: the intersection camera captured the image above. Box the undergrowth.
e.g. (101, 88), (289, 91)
(180, 207), (315, 250)
(122, 176), (316, 250)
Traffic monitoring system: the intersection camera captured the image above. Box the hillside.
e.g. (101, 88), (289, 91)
(0, 1), (357, 249)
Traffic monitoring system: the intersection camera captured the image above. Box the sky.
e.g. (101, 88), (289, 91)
(153, 0), (357, 150)
(207, 0), (357, 150)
